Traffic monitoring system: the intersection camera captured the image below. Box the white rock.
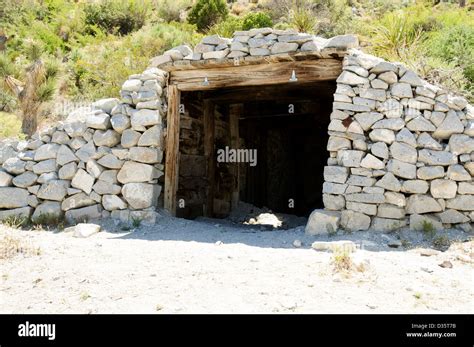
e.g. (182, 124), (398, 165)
(409, 214), (443, 231)
(69, 223), (101, 238)
(129, 147), (163, 164)
(375, 172), (401, 192)
(117, 161), (159, 184)
(418, 149), (457, 166)
(323, 166), (349, 184)
(436, 209), (469, 224)
(445, 195), (474, 211)
(121, 183), (160, 209)
(391, 83), (413, 98)
(432, 110), (464, 139)
(369, 129), (395, 144)
(0, 187), (29, 208)
(401, 180), (429, 194)
(360, 153), (385, 170)
(71, 169), (95, 194)
(102, 195), (127, 211)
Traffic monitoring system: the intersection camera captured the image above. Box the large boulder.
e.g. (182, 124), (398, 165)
(305, 209), (341, 235)
(121, 183), (161, 209)
(117, 161), (159, 184)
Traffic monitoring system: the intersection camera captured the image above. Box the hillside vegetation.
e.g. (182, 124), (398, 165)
(0, 0), (473, 138)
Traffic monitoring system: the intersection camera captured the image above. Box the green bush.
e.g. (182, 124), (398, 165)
(208, 16), (243, 37)
(188, 0), (229, 32)
(158, 0), (192, 23)
(242, 12), (273, 30)
(84, 0), (149, 35)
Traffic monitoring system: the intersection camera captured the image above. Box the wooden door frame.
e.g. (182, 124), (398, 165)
(163, 58), (342, 216)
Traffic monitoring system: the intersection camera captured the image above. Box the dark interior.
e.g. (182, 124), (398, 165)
(177, 81), (336, 219)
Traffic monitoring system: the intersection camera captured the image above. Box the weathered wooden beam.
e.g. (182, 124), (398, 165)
(164, 85), (181, 216)
(229, 104), (242, 209)
(170, 59), (342, 91)
(203, 99), (215, 217)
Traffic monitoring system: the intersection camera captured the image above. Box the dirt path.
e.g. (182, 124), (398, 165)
(1, 217), (473, 314)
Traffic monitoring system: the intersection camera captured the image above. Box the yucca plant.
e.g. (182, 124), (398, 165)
(0, 42), (59, 137)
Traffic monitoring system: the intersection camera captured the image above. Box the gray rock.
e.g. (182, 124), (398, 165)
(92, 98), (119, 114)
(352, 113), (382, 132)
(360, 153), (385, 170)
(34, 143), (60, 161)
(0, 170), (13, 187)
(102, 195), (127, 211)
(56, 145), (77, 166)
(121, 79), (142, 92)
(71, 169), (95, 194)
(391, 83), (413, 98)
(131, 109), (160, 129)
(406, 117), (436, 132)
(418, 149), (457, 166)
(370, 61), (398, 74)
(97, 154), (123, 169)
(436, 209), (469, 224)
(110, 114), (131, 133)
(202, 49), (229, 59)
(345, 193), (385, 204)
(375, 172), (401, 192)
(37, 180), (68, 201)
(12, 171), (38, 188)
(0, 207), (32, 222)
(346, 201), (377, 216)
(406, 195), (442, 214)
(32, 159), (57, 174)
(369, 129), (395, 144)
(323, 166), (349, 184)
(129, 147), (162, 164)
(384, 191), (406, 207)
(458, 182), (474, 195)
(61, 193), (96, 211)
(433, 110), (464, 139)
(58, 162), (77, 180)
(371, 217), (407, 232)
(51, 131), (70, 145)
(336, 71), (368, 85)
(387, 159), (417, 179)
(417, 133), (442, 150)
(31, 201), (62, 223)
(92, 180), (121, 195)
(0, 187), (29, 208)
(401, 180), (429, 194)
(271, 42), (298, 54)
(117, 161), (159, 184)
(86, 112), (111, 130)
(93, 129), (121, 147)
(377, 71), (397, 84)
(372, 115), (405, 129)
(447, 164), (471, 181)
(323, 194), (345, 210)
(305, 210), (341, 235)
(390, 142), (417, 164)
(448, 134), (474, 155)
(409, 214), (443, 231)
(121, 183), (160, 209)
(399, 70), (423, 86)
(445, 195), (474, 211)
(377, 204), (405, 219)
(370, 142), (389, 159)
(3, 157), (26, 174)
(340, 150), (364, 167)
(65, 204), (102, 224)
(341, 210), (371, 231)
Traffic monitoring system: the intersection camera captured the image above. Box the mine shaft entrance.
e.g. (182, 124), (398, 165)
(163, 57), (341, 218)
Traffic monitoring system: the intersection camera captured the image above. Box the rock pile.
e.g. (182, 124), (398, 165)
(149, 28), (359, 68)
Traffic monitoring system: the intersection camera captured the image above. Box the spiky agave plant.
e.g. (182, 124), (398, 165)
(0, 42), (59, 137)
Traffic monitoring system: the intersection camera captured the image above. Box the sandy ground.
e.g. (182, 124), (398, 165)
(1, 215), (473, 314)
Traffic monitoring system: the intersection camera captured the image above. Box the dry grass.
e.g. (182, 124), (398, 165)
(0, 111), (22, 139)
(0, 232), (41, 260)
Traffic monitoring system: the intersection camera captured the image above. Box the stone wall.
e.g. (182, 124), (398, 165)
(0, 67), (168, 225)
(311, 50), (474, 234)
(1, 28), (473, 231)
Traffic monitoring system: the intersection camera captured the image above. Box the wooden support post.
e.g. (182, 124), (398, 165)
(203, 99), (215, 217)
(229, 103), (242, 210)
(164, 85), (181, 216)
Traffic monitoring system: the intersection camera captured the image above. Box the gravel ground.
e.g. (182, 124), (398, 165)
(1, 215), (473, 314)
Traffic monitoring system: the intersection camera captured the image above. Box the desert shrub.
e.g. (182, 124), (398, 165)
(188, 0), (229, 32)
(290, 7), (316, 33)
(242, 12), (273, 30)
(84, 0), (149, 35)
(158, 0), (192, 23)
(208, 16), (244, 37)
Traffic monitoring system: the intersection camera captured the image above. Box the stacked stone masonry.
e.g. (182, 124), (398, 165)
(0, 28), (472, 231)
